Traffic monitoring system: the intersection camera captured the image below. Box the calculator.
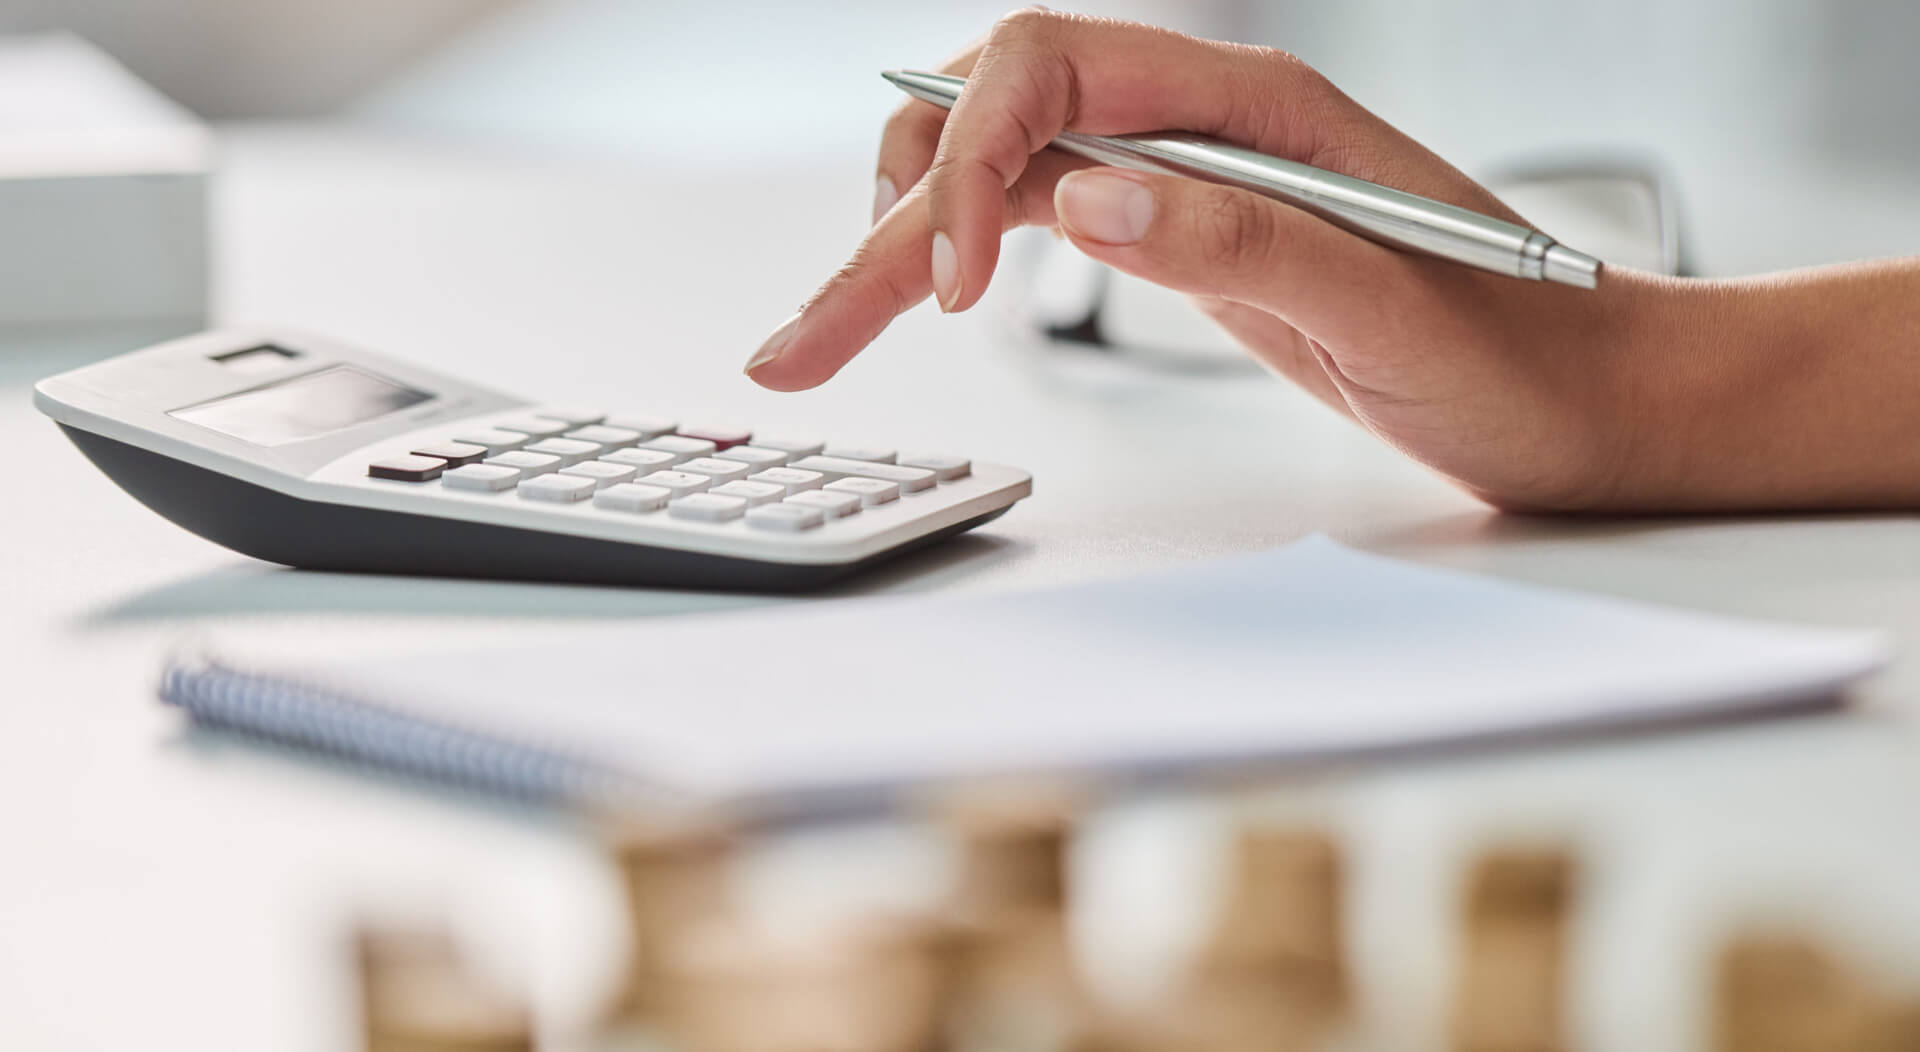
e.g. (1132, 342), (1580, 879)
(34, 329), (1032, 590)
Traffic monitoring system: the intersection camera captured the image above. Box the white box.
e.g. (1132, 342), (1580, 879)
(0, 34), (209, 339)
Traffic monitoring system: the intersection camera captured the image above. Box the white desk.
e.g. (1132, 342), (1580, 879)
(5, 126), (1920, 1052)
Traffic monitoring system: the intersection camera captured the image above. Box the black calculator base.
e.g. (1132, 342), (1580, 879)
(62, 426), (1010, 592)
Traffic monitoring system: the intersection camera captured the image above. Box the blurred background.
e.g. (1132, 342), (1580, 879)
(7, 0), (1920, 275)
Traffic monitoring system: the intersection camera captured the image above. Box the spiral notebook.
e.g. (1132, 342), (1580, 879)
(159, 537), (1888, 817)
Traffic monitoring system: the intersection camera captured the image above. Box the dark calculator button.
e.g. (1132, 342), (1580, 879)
(368, 454), (447, 482)
(409, 441), (487, 468)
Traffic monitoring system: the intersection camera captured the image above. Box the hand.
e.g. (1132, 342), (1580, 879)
(740, 10), (1908, 513)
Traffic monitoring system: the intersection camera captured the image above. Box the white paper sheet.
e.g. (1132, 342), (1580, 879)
(203, 537), (1889, 805)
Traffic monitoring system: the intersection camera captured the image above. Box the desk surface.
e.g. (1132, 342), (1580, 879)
(6, 126), (1920, 1052)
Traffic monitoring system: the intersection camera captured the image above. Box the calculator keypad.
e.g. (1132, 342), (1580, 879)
(366, 412), (993, 542)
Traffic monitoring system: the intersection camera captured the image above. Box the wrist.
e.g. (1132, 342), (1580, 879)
(1592, 261), (1920, 512)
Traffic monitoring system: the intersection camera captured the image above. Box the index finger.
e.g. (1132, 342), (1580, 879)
(744, 149), (1083, 391)
(923, 10), (1361, 314)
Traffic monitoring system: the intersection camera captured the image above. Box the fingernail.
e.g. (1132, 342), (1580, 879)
(1057, 170), (1155, 245)
(930, 230), (960, 311)
(871, 176), (900, 226)
(744, 311), (802, 374)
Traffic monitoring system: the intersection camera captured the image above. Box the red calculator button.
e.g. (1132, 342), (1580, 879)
(676, 425), (751, 451)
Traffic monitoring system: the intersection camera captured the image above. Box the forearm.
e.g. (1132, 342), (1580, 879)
(1607, 260), (1920, 511)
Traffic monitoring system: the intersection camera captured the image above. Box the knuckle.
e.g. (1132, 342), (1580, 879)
(1270, 49), (1330, 94)
(820, 248), (911, 323)
(991, 6), (1060, 41)
(922, 151), (968, 189)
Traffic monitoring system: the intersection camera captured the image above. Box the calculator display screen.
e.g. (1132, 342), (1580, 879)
(171, 365), (432, 446)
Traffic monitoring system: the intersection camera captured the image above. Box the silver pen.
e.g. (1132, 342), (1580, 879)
(883, 70), (1602, 289)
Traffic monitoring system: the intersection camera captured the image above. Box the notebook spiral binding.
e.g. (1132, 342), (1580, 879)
(158, 650), (645, 808)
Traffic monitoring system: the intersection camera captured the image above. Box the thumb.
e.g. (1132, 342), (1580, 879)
(1052, 167), (1420, 341)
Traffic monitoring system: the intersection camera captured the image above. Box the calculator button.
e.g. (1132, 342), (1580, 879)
(677, 457), (753, 482)
(594, 482), (672, 513)
(822, 445), (896, 464)
(709, 480), (785, 506)
(368, 455), (446, 482)
(897, 454), (971, 481)
(600, 447), (679, 473)
(633, 470), (712, 496)
(604, 415), (677, 440)
(524, 437), (602, 466)
(785, 489), (862, 518)
(714, 445), (789, 471)
(669, 493), (747, 522)
(484, 450), (562, 477)
(746, 503), (825, 532)
(747, 468), (825, 495)
(565, 425), (641, 448)
(409, 441), (487, 469)
(534, 408), (606, 426)
(559, 461), (637, 489)
(638, 435), (717, 462)
(677, 425), (751, 451)
(751, 436), (826, 457)
(788, 456), (937, 493)
(824, 477), (900, 506)
(441, 464), (520, 492)
(518, 474), (596, 503)
(494, 416), (573, 438)
(450, 428), (529, 455)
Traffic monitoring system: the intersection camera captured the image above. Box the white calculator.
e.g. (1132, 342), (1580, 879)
(34, 329), (1032, 590)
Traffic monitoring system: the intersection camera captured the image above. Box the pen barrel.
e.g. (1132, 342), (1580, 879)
(882, 71), (1600, 289)
(1055, 132), (1594, 287)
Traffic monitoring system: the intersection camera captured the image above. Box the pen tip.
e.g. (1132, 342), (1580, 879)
(880, 70), (907, 84)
